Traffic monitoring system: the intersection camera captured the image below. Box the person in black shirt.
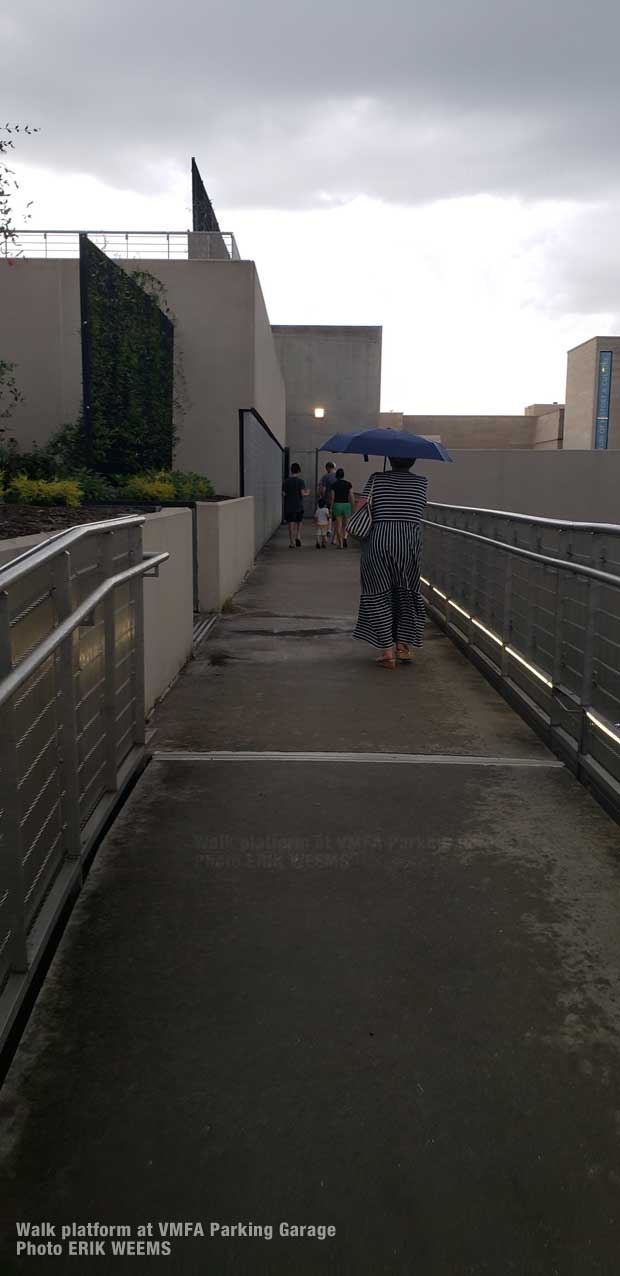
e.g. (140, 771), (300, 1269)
(330, 468), (354, 548)
(282, 463), (309, 547)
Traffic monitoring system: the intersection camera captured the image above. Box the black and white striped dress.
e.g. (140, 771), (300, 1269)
(353, 470), (428, 650)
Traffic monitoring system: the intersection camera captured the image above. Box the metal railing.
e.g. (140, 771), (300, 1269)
(426, 502), (620, 575)
(0, 517), (168, 1050)
(1, 229), (241, 261)
(422, 505), (620, 809)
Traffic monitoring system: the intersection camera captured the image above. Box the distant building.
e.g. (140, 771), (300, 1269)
(563, 337), (620, 449)
(379, 407), (564, 451)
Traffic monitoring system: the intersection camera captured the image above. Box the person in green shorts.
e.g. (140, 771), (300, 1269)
(330, 467), (354, 548)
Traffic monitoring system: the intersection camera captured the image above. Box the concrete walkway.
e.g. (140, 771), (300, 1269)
(2, 528), (620, 1275)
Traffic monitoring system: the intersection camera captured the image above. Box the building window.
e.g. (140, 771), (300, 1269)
(594, 351), (612, 449)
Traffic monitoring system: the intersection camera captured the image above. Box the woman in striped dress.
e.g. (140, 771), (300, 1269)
(353, 457), (428, 669)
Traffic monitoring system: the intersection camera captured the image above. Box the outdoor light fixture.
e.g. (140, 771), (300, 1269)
(314, 407), (325, 419)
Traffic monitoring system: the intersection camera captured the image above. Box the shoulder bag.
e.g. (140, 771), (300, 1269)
(346, 474), (376, 541)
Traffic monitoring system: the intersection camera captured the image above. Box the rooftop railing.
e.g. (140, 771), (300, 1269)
(1, 229), (241, 261)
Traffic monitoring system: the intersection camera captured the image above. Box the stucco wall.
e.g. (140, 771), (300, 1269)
(417, 450), (620, 522)
(0, 259), (81, 450)
(142, 508), (194, 713)
(195, 497), (255, 611)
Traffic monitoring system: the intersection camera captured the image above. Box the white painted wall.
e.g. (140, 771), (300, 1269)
(142, 508), (194, 713)
(195, 497), (255, 611)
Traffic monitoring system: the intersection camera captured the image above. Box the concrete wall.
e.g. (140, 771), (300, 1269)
(117, 259), (285, 497)
(533, 408), (564, 449)
(380, 409), (564, 450)
(0, 259), (81, 450)
(273, 324), (382, 453)
(252, 275), (286, 446)
(417, 449), (620, 522)
(142, 508), (194, 713)
(563, 338), (599, 449)
(195, 496), (255, 611)
(1, 257), (285, 502)
(0, 532), (46, 569)
(404, 414), (537, 449)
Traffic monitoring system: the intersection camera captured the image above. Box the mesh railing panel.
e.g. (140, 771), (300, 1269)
(0, 522), (147, 992)
(241, 411), (285, 550)
(422, 510), (620, 799)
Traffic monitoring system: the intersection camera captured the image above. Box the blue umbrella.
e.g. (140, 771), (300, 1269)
(319, 427), (453, 462)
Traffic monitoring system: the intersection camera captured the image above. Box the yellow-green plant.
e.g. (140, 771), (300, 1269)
(121, 471), (176, 502)
(6, 474), (83, 507)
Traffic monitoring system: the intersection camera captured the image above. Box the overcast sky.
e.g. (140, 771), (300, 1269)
(4, 0), (619, 413)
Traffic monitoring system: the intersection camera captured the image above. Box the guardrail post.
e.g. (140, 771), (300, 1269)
(129, 526), (146, 746)
(0, 592), (29, 972)
(548, 567), (567, 733)
(102, 533), (119, 791)
(500, 552), (512, 676)
(579, 579), (601, 759)
(52, 554), (82, 859)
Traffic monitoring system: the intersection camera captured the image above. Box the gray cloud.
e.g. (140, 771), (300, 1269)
(3, 0), (620, 210)
(524, 204), (620, 325)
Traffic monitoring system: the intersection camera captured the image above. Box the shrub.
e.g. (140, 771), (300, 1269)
(117, 469), (214, 503)
(169, 470), (215, 500)
(64, 467), (116, 502)
(0, 440), (56, 480)
(45, 419), (85, 471)
(120, 472), (176, 502)
(6, 474), (83, 507)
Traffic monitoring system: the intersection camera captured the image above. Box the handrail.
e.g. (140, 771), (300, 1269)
(422, 520), (620, 588)
(0, 515), (146, 586)
(0, 551), (168, 709)
(426, 501), (620, 535)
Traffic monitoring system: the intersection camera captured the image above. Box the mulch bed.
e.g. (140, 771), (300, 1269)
(0, 504), (161, 540)
(0, 496), (233, 541)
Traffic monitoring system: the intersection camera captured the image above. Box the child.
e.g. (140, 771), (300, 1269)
(314, 498), (331, 548)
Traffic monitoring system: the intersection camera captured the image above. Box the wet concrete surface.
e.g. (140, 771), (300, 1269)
(2, 528), (620, 1275)
(153, 534), (551, 760)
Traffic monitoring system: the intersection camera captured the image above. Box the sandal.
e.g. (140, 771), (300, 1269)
(396, 644), (414, 662)
(375, 655), (397, 670)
